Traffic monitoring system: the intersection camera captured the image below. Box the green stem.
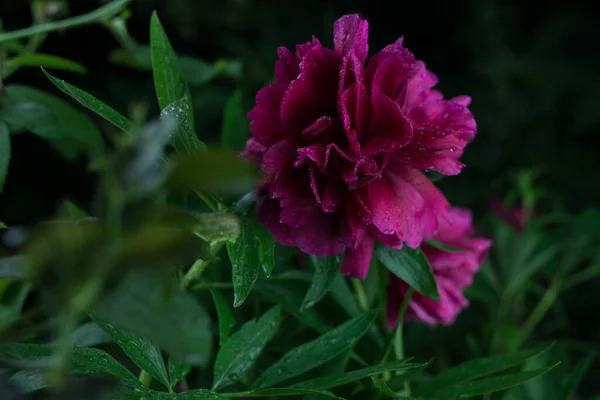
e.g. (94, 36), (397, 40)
(517, 284), (559, 347)
(181, 242), (225, 289)
(0, 0), (131, 43)
(393, 287), (414, 395)
(138, 369), (153, 388)
(351, 278), (369, 311)
(562, 263), (600, 292)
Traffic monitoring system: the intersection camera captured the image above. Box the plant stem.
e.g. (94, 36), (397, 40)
(393, 287), (414, 395)
(138, 369), (153, 388)
(351, 278), (369, 311)
(517, 284), (559, 347)
(181, 242), (225, 289)
(562, 263), (600, 291)
(0, 0), (131, 43)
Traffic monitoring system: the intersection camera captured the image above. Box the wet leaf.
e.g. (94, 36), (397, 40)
(253, 311), (378, 388)
(194, 213), (241, 245)
(71, 321), (112, 347)
(93, 270), (212, 367)
(168, 357), (190, 388)
(376, 244), (439, 301)
(92, 316), (170, 389)
(227, 218), (264, 307)
(43, 69), (133, 134)
(293, 359), (427, 390)
(1, 343), (143, 390)
(212, 305), (280, 390)
(415, 344), (553, 396)
(302, 256), (339, 310)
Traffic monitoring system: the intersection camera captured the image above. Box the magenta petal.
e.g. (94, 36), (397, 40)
(280, 46), (341, 132)
(276, 47), (300, 85)
(370, 53), (415, 100)
(404, 61), (443, 107)
(248, 84), (287, 146)
(257, 197), (294, 246)
(362, 93), (413, 156)
(361, 172), (425, 248)
(340, 234), (375, 279)
(399, 100), (477, 175)
(333, 14), (369, 63)
(241, 138), (267, 165)
(262, 139), (296, 173)
(291, 209), (346, 256)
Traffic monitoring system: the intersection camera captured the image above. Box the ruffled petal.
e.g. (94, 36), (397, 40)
(334, 14), (369, 63)
(281, 46), (341, 133)
(362, 92), (413, 156)
(248, 84), (287, 146)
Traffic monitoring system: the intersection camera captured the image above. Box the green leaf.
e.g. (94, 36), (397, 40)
(255, 219), (275, 277)
(226, 388), (343, 398)
(213, 305), (280, 390)
(253, 310), (378, 389)
(1, 343), (143, 389)
(168, 149), (258, 195)
(561, 352), (596, 400)
(7, 54), (86, 73)
(375, 244), (439, 301)
(255, 282), (329, 333)
(329, 275), (362, 317)
(9, 370), (48, 393)
(62, 200), (88, 219)
(221, 90), (248, 151)
(0, 221), (7, 228)
(227, 218), (262, 307)
(302, 256), (339, 310)
(435, 364), (560, 398)
(42, 68), (133, 133)
(209, 288), (235, 345)
(371, 376), (397, 397)
(415, 344), (553, 396)
(160, 99), (205, 153)
(293, 359), (427, 390)
(0, 121), (9, 191)
(72, 321), (112, 347)
(1, 84), (104, 154)
(150, 12), (204, 153)
(92, 315), (170, 389)
(93, 270), (212, 367)
(194, 212), (242, 245)
(425, 240), (463, 253)
(168, 357), (191, 388)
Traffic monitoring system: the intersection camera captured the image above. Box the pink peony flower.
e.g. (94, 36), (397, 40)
(245, 14), (477, 279)
(386, 207), (492, 327)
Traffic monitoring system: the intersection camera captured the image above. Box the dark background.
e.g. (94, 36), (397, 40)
(1, 0), (599, 225)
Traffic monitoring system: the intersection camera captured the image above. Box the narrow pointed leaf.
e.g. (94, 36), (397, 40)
(42, 68), (133, 133)
(213, 305), (280, 390)
(372, 376), (397, 397)
(150, 12), (204, 152)
(106, 389), (226, 400)
(227, 218), (263, 307)
(376, 244), (440, 301)
(92, 315), (170, 389)
(2, 343), (143, 389)
(72, 321), (111, 347)
(436, 364), (560, 398)
(416, 344), (553, 396)
(209, 288), (235, 345)
(255, 220), (275, 277)
(253, 310), (378, 389)
(8, 54), (86, 73)
(293, 359), (427, 390)
(302, 256), (339, 310)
